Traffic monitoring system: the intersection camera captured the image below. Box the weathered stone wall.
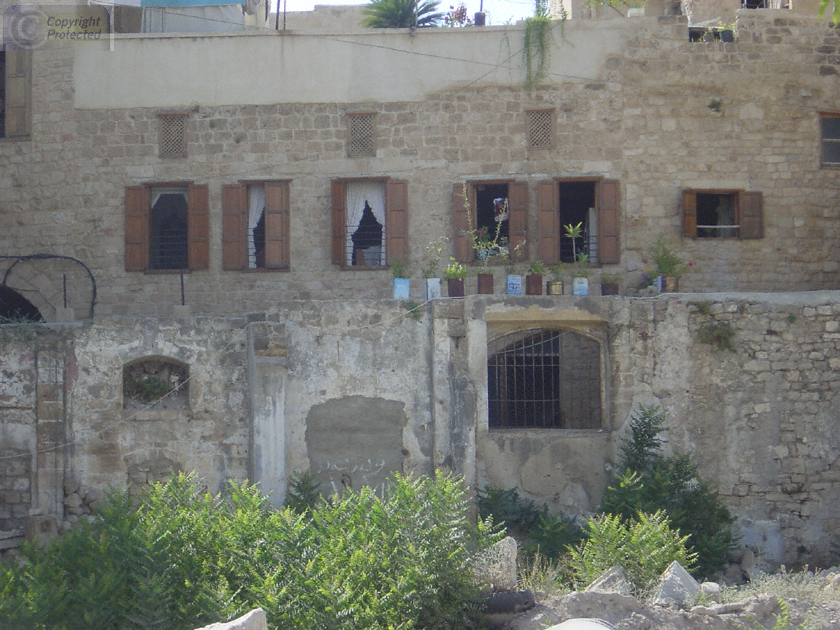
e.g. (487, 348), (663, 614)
(2, 292), (839, 561)
(1, 14), (838, 322)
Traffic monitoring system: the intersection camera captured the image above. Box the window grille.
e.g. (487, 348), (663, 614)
(488, 329), (601, 430)
(526, 109), (554, 148)
(348, 113), (376, 157)
(159, 113), (187, 158)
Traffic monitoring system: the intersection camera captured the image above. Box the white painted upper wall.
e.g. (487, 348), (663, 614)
(73, 18), (631, 108)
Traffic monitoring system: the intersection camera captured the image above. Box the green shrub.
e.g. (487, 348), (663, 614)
(600, 404), (737, 577)
(0, 471), (500, 630)
(569, 511), (695, 593)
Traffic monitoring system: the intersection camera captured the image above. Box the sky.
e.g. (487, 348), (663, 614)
(273, 0), (539, 25)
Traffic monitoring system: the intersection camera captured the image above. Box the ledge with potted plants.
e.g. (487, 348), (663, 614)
(443, 258), (468, 298)
(644, 235), (692, 293)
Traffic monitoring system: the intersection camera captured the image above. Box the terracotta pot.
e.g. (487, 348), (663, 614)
(447, 278), (465, 298)
(546, 280), (564, 295)
(525, 274), (543, 295)
(600, 283), (619, 296)
(477, 273), (494, 294)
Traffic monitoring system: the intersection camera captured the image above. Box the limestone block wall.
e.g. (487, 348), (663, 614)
(0, 15), (838, 322)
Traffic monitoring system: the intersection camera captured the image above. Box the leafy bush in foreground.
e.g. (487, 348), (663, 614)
(0, 471), (501, 630)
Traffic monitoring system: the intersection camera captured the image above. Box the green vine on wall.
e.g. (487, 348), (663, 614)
(522, 0), (558, 89)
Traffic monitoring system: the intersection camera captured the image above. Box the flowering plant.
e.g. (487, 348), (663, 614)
(443, 258), (468, 280)
(421, 236), (449, 279)
(647, 235), (692, 278)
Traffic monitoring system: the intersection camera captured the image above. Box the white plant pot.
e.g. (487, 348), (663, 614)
(506, 274), (523, 295)
(393, 278), (410, 300)
(423, 278), (442, 300)
(572, 277), (589, 296)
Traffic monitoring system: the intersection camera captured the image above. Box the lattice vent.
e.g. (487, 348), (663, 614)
(526, 109), (554, 148)
(159, 113), (187, 158)
(348, 113), (376, 157)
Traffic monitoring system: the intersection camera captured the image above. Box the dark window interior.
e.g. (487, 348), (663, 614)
(0, 285), (43, 322)
(474, 183), (509, 256)
(351, 201), (384, 266)
(150, 192), (189, 270)
(696, 192), (739, 238)
(488, 329), (601, 430)
(251, 211), (266, 268)
(822, 116), (840, 165)
(558, 181), (596, 263)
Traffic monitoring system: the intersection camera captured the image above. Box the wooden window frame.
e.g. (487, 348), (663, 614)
(452, 180), (528, 263)
(331, 178), (408, 270)
(681, 189), (763, 239)
(124, 182), (209, 272)
(820, 112), (840, 169)
(535, 177), (621, 265)
(222, 180), (291, 271)
(1, 49), (32, 140)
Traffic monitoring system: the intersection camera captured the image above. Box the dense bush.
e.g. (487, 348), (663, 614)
(476, 486), (583, 559)
(600, 404), (737, 577)
(0, 471), (501, 630)
(569, 511), (695, 593)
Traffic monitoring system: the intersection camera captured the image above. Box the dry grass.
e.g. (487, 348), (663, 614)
(719, 568), (840, 605)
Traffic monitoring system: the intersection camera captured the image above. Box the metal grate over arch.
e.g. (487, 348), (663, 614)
(488, 329), (601, 430)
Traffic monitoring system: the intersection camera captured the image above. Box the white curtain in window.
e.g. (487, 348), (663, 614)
(346, 181), (386, 266)
(247, 184), (265, 268)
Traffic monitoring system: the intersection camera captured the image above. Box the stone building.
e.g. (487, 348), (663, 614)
(1, 3), (839, 563)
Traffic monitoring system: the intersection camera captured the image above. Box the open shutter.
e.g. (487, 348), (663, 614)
(682, 190), (697, 238)
(597, 179), (620, 264)
(452, 184), (473, 263)
(332, 180), (347, 266)
(537, 181), (559, 264)
(265, 182), (290, 268)
(222, 184), (247, 270)
(385, 180), (408, 264)
(740, 191), (763, 239)
(188, 184), (209, 270)
(508, 182), (528, 260)
(4, 50), (30, 138)
(125, 186), (150, 271)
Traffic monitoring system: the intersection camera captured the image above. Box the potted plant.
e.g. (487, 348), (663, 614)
(503, 242), (525, 296)
(647, 235), (690, 293)
(390, 258), (411, 300)
(600, 271), (621, 296)
(547, 262), (566, 295)
(572, 253), (590, 296)
(470, 201), (508, 295)
(526, 260), (545, 295)
(421, 237), (448, 300)
(714, 20), (736, 42)
(443, 257), (468, 298)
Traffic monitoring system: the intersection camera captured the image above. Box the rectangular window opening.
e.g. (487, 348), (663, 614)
(346, 181), (386, 266)
(247, 184), (267, 269)
(696, 192), (739, 238)
(474, 183), (510, 260)
(150, 187), (189, 270)
(558, 181), (597, 263)
(821, 114), (840, 168)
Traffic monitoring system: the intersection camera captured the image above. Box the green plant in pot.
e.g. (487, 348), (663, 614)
(526, 260), (545, 295)
(647, 235), (691, 293)
(547, 261), (566, 295)
(443, 257), (468, 298)
(390, 258), (411, 300)
(421, 237), (448, 299)
(572, 253), (590, 296)
(600, 271), (621, 296)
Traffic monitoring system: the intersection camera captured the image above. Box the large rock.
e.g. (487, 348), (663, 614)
(585, 566), (632, 596)
(649, 561), (700, 607)
(473, 536), (518, 592)
(546, 620), (618, 630)
(194, 609), (268, 630)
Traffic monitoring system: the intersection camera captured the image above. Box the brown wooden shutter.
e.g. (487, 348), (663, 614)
(740, 191), (763, 239)
(125, 186), (150, 271)
(508, 182), (528, 260)
(222, 184), (247, 270)
(385, 180), (408, 265)
(536, 181), (559, 264)
(188, 184), (209, 270)
(4, 50), (30, 138)
(265, 182), (290, 268)
(682, 190), (697, 238)
(332, 180), (347, 266)
(597, 179), (620, 264)
(452, 184), (473, 263)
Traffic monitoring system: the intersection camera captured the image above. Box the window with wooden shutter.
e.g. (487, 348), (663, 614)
(596, 180), (620, 264)
(125, 183), (209, 272)
(332, 179), (395, 269)
(681, 190), (762, 239)
(537, 181), (560, 264)
(222, 184), (247, 270)
(264, 182), (290, 269)
(452, 181), (525, 263)
(2, 49), (32, 139)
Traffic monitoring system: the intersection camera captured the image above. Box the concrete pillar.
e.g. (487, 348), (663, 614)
(248, 322), (288, 508)
(34, 348), (65, 518)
